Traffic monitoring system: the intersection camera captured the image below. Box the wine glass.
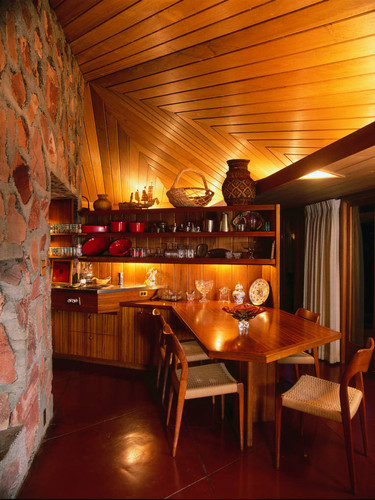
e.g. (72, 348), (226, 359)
(195, 279), (214, 303)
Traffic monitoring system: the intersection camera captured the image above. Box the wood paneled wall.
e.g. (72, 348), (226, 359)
(92, 260), (278, 307)
(82, 83), (264, 209)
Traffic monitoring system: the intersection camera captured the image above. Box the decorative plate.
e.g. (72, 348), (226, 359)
(249, 279), (270, 305)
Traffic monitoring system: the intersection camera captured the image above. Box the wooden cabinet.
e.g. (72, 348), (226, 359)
(52, 310), (120, 362)
(51, 287), (160, 366)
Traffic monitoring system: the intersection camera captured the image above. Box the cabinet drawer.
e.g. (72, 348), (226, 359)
(51, 310), (120, 361)
(69, 311), (118, 334)
(86, 331), (120, 361)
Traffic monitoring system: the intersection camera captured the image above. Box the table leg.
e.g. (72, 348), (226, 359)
(247, 361), (253, 447)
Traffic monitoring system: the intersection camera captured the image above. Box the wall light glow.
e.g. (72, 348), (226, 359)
(299, 170), (343, 179)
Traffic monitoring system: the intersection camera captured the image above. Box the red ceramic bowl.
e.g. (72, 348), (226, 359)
(82, 225), (108, 233)
(128, 221), (145, 233)
(82, 237), (110, 256)
(108, 238), (132, 256)
(110, 221), (127, 232)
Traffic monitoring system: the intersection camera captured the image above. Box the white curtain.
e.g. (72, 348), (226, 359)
(304, 199), (341, 363)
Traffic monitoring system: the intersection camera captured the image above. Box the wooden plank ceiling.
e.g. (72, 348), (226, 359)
(51, 0), (375, 208)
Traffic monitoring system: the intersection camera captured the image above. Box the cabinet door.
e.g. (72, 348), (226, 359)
(86, 312), (120, 361)
(51, 310), (70, 355)
(121, 307), (155, 368)
(52, 310), (120, 362)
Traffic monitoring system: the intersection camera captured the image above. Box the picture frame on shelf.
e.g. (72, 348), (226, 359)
(51, 260), (73, 285)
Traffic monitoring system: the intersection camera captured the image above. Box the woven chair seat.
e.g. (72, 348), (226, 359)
(278, 351), (315, 365)
(281, 374), (363, 422)
(181, 340), (210, 362)
(176, 362), (238, 399)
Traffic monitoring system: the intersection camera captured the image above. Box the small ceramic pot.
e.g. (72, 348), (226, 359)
(110, 221), (126, 232)
(129, 221), (145, 233)
(93, 194), (112, 211)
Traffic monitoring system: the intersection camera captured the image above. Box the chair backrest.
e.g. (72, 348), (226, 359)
(295, 307), (320, 324)
(163, 323), (188, 385)
(152, 308), (167, 349)
(341, 337), (374, 390)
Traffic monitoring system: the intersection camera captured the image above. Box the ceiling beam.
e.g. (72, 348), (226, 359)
(255, 121), (375, 194)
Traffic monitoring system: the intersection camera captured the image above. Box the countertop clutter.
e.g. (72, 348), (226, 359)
(51, 283), (164, 294)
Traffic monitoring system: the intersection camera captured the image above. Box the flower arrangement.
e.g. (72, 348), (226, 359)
(222, 303), (265, 320)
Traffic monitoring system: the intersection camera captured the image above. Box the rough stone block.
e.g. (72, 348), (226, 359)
(28, 197), (40, 230)
(0, 34), (5, 72)
(11, 72), (26, 109)
(0, 324), (17, 384)
(0, 108), (9, 183)
(16, 116), (29, 152)
(29, 236), (39, 272)
(6, 11), (17, 64)
(0, 426), (27, 499)
(46, 61), (59, 121)
(6, 195), (26, 245)
(19, 36), (31, 74)
(0, 393), (10, 430)
(21, 1), (32, 31)
(27, 93), (39, 125)
(12, 161), (32, 205)
(30, 129), (46, 189)
(33, 28), (42, 59)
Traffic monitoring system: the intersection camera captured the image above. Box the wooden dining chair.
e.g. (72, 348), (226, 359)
(152, 308), (210, 404)
(277, 307), (321, 379)
(275, 337), (374, 493)
(164, 323), (244, 457)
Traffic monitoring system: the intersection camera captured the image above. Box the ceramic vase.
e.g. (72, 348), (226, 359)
(222, 159), (256, 205)
(93, 194), (112, 211)
(232, 283), (245, 304)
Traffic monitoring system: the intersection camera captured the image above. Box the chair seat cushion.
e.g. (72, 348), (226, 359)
(176, 362), (238, 399)
(281, 374), (363, 422)
(181, 340), (210, 362)
(277, 351), (315, 364)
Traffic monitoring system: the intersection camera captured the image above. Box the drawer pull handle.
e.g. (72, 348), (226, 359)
(66, 297), (81, 305)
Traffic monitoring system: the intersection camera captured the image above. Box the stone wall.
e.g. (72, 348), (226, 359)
(0, 0), (83, 497)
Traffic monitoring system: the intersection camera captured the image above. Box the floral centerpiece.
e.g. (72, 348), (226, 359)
(222, 303), (265, 334)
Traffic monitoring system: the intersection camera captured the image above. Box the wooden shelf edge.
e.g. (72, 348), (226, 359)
(77, 231), (276, 238)
(77, 256), (276, 265)
(78, 204), (278, 216)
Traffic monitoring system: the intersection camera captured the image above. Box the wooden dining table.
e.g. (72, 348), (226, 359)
(170, 300), (342, 447)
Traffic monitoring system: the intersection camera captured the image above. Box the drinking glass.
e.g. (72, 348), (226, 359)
(195, 279), (214, 303)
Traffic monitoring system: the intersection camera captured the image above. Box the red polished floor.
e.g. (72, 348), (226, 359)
(17, 358), (375, 499)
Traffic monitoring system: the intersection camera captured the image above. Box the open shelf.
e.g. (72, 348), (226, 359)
(77, 231), (276, 238)
(77, 256), (276, 265)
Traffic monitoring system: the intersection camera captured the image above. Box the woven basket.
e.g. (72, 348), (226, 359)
(166, 168), (214, 208)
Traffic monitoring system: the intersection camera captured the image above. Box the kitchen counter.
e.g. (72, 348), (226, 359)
(52, 283), (163, 294)
(51, 284), (164, 313)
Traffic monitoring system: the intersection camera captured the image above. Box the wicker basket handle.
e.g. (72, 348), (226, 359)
(171, 168), (210, 191)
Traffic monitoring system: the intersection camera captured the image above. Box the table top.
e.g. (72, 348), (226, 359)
(171, 301), (341, 363)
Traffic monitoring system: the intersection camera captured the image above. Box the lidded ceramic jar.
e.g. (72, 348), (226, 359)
(93, 194), (112, 211)
(222, 159), (256, 205)
(232, 283), (246, 305)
